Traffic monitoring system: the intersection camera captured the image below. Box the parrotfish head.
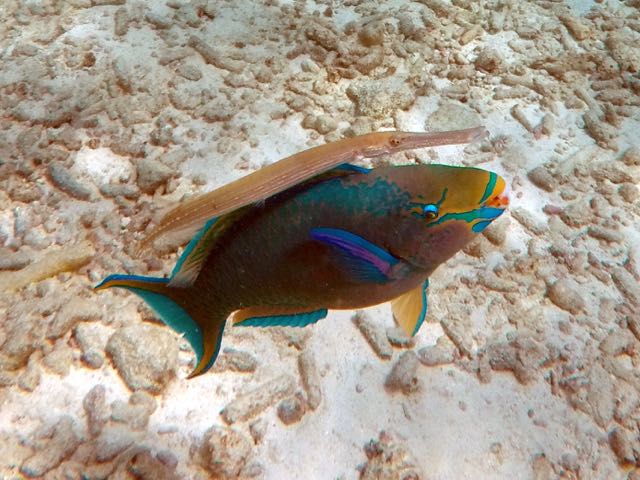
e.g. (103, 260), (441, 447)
(390, 164), (509, 271)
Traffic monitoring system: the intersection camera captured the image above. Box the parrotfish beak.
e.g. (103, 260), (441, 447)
(484, 177), (510, 209)
(468, 175), (509, 233)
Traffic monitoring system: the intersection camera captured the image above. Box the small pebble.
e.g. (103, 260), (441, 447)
(384, 351), (421, 395)
(298, 351), (322, 410)
(95, 425), (135, 462)
(353, 311), (393, 360)
(609, 427), (636, 465)
(547, 279), (586, 314)
(611, 267), (640, 307)
(622, 146), (640, 166)
(475, 48), (503, 72)
(106, 324), (178, 394)
(216, 348), (258, 373)
(47, 162), (92, 200)
(619, 183), (639, 203)
(314, 114), (337, 134)
(277, 395), (306, 425)
(527, 166), (557, 192)
(20, 416), (80, 478)
(83, 384), (109, 437)
(418, 343), (455, 366)
(386, 327), (415, 348)
(221, 374), (296, 424)
(200, 426), (253, 478)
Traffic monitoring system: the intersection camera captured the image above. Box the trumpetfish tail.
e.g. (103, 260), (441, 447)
(95, 274), (226, 378)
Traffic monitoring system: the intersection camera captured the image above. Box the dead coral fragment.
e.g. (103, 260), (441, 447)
(547, 279), (586, 314)
(361, 431), (422, 480)
(187, 35), (243, 73)
(583, 110), (618, 151)
(385, 351), (421, 395)
(20, 416), (81, 478)
(353, 311), (393, 360)
(48, 162), (93, 200)
(221, 374), (296, 424)
(298, 350), (322, 410)
(106, 324), (179, 394)
(347, 79), (415, 119)
(200, 426), (254, 478)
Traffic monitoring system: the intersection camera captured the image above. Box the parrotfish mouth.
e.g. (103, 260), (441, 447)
(484, 186), (509, 209)
(469, 176), (509, 233)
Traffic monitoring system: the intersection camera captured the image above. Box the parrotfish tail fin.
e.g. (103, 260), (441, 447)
(95, 274), (227, 378)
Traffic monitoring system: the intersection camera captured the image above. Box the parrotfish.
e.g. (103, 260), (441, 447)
(96, 163), (508, 378)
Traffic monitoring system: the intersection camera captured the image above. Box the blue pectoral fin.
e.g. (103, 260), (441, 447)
(233, 307), (328, 328)
(310, 227), (400, 284)
(391, 279), (429, 336)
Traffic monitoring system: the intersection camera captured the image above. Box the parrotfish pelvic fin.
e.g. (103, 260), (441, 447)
(95, 274), (226, 378)
(391, 279), (429, 337)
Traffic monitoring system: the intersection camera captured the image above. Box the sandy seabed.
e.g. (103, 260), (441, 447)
(1, 0), (639, 479)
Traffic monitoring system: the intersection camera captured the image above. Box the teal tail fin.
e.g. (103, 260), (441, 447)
(95, 274), (226, 378)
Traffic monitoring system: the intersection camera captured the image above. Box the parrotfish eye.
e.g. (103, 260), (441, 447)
(423, 204), (439, 220)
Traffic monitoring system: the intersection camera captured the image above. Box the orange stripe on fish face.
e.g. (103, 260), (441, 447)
(484, 179), (509, 208)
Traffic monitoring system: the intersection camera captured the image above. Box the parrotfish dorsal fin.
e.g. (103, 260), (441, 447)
(285, 163), (370, 193)
(391, 279), (429, 337)
(232, 306), (328, 328)
(310, 227), (400, 284)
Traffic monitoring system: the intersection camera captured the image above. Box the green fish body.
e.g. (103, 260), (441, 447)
(97, 164), (508, 377)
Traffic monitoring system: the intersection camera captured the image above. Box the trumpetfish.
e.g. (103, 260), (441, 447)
(96, 128), (509, 377)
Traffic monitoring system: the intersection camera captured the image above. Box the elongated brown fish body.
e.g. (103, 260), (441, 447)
(97, 162), (508, 377)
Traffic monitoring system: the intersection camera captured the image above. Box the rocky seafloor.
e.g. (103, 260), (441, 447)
(0, 0), (639, 478)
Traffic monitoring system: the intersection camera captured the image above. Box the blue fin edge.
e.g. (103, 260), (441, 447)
(96, 274), (205, 368)
(236, 309), (328, 328)
(336, 163), (371, 174)
(170, 217), (218, 279)
(94, 274), (169, 289)
(412, 279), (429, 336)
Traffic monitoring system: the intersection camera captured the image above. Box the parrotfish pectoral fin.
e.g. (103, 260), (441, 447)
(233, 306), (328, 328)
(310, 227), (400, 284)
(391, 279), (429, 337)
(95, 274), (226, 378)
